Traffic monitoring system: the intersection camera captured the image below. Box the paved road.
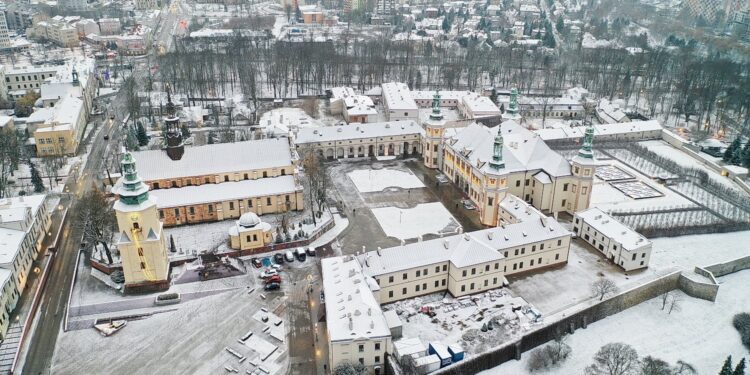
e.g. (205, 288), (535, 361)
(22, 91), (128, 375)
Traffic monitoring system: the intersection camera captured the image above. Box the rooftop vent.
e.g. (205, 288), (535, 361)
(443, 240), (450, 249)
(522, 231), (527, 237)
(487, 232), (494, 240)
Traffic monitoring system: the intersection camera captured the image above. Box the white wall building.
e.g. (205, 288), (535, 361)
(294, 121), (424, 159)
(382, 82), (419, 121)
(322, 256), (392, 375)
(573, 208), (652, 271)
(0, 195), (51, 339)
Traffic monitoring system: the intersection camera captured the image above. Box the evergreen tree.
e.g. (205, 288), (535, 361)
(490, 88), (498, 104)
(30, 163), (44, 193)
(169, 234), (177, 253)
(441, 17), (451, 33)
(556, 17), (564, 33)
(724, 138), (741, 163)
(741, 142), (750, 168)
(136, 122), (149, 146)
(721, 356), (734, 375)
(181, 124), (191, 138)
(734, 358), (746, 375)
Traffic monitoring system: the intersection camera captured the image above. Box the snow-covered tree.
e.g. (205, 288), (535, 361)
(585, 343), (639, 375)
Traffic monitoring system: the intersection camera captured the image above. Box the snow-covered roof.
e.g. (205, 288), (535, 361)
(360, 206), (568, 276)
(26, 108), (55, 124)
(322, 256), (391, 343)
(411, 90), (468, 102)
(130, 138), (294, 182)
(394, 338), (426, 358)
(461, 92), (501, 116)
(534, 120), (662, 141)
(448, 121), (571, 177)
(382, 82), (418, 111)
(149, 175), (299, 208)
(0, 195), (46, 266)
(295, 121), (424, 144)
(576, 208), (651, 252)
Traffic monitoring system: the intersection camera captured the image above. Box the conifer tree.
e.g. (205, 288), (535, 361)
(30, 163), (45, 193)
(720, 356), (734, 375)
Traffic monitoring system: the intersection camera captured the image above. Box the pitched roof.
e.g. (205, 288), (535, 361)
(130, 138), (293, 181)
(148, 175), (300, 208)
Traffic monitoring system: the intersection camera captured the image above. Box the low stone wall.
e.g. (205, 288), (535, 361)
(677, 272), (718, 302)
(434, 272), (682, 375)
(705, 255), (750, 277)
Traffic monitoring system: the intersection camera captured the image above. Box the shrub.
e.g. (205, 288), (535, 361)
(157, 293), (179, 301)
(527, 337), (572, 372)
(733, 313), (750, 350)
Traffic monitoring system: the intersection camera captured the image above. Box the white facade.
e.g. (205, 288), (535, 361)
(0, 195), (51, 339)
(573, 208), (652, 271)
(381, 82), (419, 121)
(0, 12), (11, 49)
(295, 121), (424, 159)
(322, 256), (392, 375)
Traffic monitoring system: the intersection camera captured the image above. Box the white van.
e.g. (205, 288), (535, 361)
(295, 247), (307, 261)
(284, 250), (295, 262)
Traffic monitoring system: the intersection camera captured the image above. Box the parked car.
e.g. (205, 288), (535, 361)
(264, 282), (280, 291)
(436, 174), (450, 184)
(295, 247), (306, 262)
(305, 246), (316, 256)
(260, 269), (278, 278)
(273, 253), (285, 264)
(103, 134), (109, 141)
(284, 251), (295, 263)
(270, 264), (282, 271)
(264, 275), (281, 284)
(251, 258), (262, 268)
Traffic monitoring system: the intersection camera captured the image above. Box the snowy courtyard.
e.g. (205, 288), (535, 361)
(387, 290), (537, 356)
(481, 269), (750, 375)
(347, 168), (426, 193)
(371, 202), (460, 240)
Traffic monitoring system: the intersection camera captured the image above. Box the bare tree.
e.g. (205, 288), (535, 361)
(667, 294), (681, 315)
(527, 334), (572, 372)
(585, 342), (639, 375)
(591, 278), (619, 301)
(76, 189), (117, 264)
(302, 97), (320, 119)
(640, 356), (672, 375)
(660, 291), (671, 310)
(301, 150), (330, 225)
(673, 360), (697, 375)
(0, 127), (20, 198)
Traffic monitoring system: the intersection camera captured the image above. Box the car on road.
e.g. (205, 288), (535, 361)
(461, 199), (477, 210)
(436, 174), (450, 184)
(103, 134), (109, 140)
(306, 247), (316, 256)
(251, 258), (262, 268)
(285, 251), (295, 263)
(270, 264), (282, 271)
(260, 269), (278, 278)
(109, 115), (115, 120)
(295, 247), (306, 262)
(264, 275), (281, 284)
(264, 282), (280, 291)
(273, 253), (285, 264)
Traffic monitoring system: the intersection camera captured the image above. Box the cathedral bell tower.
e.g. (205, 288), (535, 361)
(113, 153), (171, 292)
(422, 91), (448, 169)
(164, 89), (184, 161)
(569, 124), (597, 213)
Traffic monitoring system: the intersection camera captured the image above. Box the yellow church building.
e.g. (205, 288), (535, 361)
(113, 153), (171, 292)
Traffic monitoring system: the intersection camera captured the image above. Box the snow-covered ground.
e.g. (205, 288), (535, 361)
(590, 159), (695, 213)
(386, 290), (535, 356)
(371, 202), (459, 240)
(347, 168), (426, 193)
(641, 140), (741, 190)
(258, 107), (325, 136)
(480, 269), (750, 375)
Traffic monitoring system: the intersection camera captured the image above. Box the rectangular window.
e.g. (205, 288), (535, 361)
(402, 288), (407, 295)
(435, 266), (440, 273)
(488, 197), (494, 206)
(229, 202), (235, 210)
(555, 253), (560, 260)
(159, 210), (164, 219)
(530, 259), (535, 266)
(470, 283), (475, 290)
(504, 251), (509, 258)
(174, 208), (180, 217)
(266, 197), (272, 206)
(189, 207), (195, 215)
(441, 279), (446, 286)
(557, 239), (562, 246)
(443, 265), (447, 271)
(416, 285), (420, 292)
(416, 270), (421, 277)
(389, 276), (394, 283)
(642, 253), (646, 258)
(531, 245), (536, 252)
(632, 253), (637, 261)
(423, 283), (427, 290)
(375, 356), (381, 363)
(253, 234), (257, 241)
(462, 270), (467, 277)
(246, 235), (251, 242)
(485, 265), (489, 272)
(563, 183), (569, 191)
(248, 200), (253, 207)
(435, 280), (439, 288)
(389, 291), (393, 298)
(471, 268), (476, 275)
(402, 273), (407, 280)
(513, 264), (517, 270)
(493, 277), (498, 284)
(461, 285), (465, 292)
(519, 262), (524, 269)
(514, 249), (519, 256)
(538, 257), (542, 264)
(208, 204), (213, 213)
(423, 268), (428, 276)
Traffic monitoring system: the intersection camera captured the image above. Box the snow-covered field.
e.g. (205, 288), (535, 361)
(348, 168), (425, 193)
(371, 202), (459, 240)
(481, 269), (750, 375)
(641, 140), (741, 190)
(590, 160), (694, 213)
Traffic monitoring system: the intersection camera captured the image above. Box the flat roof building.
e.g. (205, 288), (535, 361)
(573, 208), (652, 271)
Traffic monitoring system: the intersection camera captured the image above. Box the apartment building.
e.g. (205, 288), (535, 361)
(0, 195), (51, 340)
(295, 121), (424, 160)
(574, 208), (652, 271)
(30, 19), (79, 47)
(3, 65), (60, 99)
(441, 121), (596, 226)
(382, 82), (419, 121)
(34, 95), (85, 156)
(0, 11), (11, 50)
(322, 256), (393, 375)
(98, 18), (121, 35)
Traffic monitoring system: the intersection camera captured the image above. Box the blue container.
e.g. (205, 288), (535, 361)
(428, 343), (452, 367)
(261, 257), (272, 267)
(448, 344), (464, 362)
